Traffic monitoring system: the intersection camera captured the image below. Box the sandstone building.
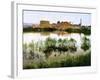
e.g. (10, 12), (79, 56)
(39, 20), (81, 30)
(40, 20), (51, 28)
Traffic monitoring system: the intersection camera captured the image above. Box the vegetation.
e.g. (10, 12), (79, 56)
(66, 27), (91, 35)
(23, 26), (91, 35)
(81, 36), (91, 51)
(23, 36), (91, 69)
(65, 28), (81, 33)
(23, 50), (91, 69)
(23, 27), (57, 32)
(42, 37), (77, 58)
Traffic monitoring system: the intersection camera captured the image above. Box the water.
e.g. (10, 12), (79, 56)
(23, 32), (90, 48)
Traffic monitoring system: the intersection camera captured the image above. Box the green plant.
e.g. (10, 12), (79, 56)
(81, 37), (90, 51)
(67, 38), (77, 52)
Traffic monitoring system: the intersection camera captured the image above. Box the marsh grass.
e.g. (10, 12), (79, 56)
(23, 50), (91, 69)
(23, 36), (91, 69)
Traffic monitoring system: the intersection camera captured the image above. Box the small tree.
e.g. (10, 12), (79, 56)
(68, 38), (77, 52)
(45, 37), (56, 48)
(44, 37), (56, 58)
(81, 37), (90, 51)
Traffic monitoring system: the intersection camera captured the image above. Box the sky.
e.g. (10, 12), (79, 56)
(23, 10), (91, 26)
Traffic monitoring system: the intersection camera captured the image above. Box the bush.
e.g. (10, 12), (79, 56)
(81, 27), (91, 35)
(81, 37), (90, 51)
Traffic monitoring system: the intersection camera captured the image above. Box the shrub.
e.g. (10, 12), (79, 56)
(81, 37), (90, 51)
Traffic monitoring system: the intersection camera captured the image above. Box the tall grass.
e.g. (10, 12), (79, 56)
(23, 50), (91, 69)
(23, 36), (91, 69)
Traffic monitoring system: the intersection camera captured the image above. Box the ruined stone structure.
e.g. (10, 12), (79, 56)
(40, 20), (51, 28)
(57, 21), (72, 30)
(39, 20), (81, 30)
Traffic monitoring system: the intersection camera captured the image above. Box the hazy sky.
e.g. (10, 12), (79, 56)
(23, 10), (91, 26)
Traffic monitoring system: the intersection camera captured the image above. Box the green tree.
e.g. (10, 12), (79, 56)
(81, 37), (90, 51)
(68, 38), (77, 52)
(44, 37), (56, 58)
